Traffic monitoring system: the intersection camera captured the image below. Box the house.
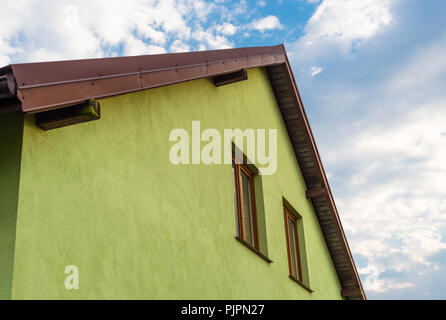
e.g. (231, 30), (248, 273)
(0, 45), (365, 300)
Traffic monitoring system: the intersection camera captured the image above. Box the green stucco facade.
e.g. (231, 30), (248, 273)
(1, 67), (342, 300)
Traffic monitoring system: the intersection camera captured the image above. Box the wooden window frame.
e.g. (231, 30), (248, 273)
(232, 154), (260, 250)
(284, 206), (303, 282)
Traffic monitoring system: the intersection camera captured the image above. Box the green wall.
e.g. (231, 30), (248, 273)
(0, 113), (23, 299)
(10, 68), (342, 299)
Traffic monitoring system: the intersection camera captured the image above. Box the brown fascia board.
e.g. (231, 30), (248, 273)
(2, 45), (286, 113)
(281, 55), (366, 300)
(0, 44), (365, 299)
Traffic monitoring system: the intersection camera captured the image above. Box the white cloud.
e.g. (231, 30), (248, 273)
(232, 0), (249, 16)
(192, 28), (233, 50)
(214, 23), (238, 36)
(308, 0), (393, 44)
(289, 0), (397, 62)
(124, 38), (167, 56)
(249, 15), (283, 33)
(0, 0), (240, 66)
(311, 66), (322, 77)
(331, 105), (446, 293)
(388, 37), (446, 94)
(359, 264), (414, 293)
(290, 1), (446, 296)
(319, 38), (446, 294)
(169, 40), (191, 53)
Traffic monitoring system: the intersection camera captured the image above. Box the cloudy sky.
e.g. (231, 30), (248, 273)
(1, 0), (445, 299)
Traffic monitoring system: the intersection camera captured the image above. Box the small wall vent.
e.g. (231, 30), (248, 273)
(212, 69), (248, 87)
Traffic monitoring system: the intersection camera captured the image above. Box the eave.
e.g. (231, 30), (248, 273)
(0, 44), (365, 299)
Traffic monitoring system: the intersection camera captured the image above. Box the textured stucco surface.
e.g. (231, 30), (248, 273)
(0, 113), (23, 299)
(10, 67), (342, 299)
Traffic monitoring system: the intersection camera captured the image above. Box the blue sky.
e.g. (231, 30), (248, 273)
(1, 0), (446, 299)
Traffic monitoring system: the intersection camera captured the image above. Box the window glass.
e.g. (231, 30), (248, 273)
(232, 157), (258, 249)
(232, 162), (239, 235)
(288, 217), (298, 279)
(241, 170), (254, 246)
(284, 207), (303, 282)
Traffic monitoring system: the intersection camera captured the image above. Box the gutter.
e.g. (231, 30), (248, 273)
(0, 67), (16, 98)
(0, 76), (13, 99)
(0, 67), (20, 113)
(9, 46), (286, 113)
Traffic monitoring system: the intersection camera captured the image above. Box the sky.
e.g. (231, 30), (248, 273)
(1, 0), (445, 299)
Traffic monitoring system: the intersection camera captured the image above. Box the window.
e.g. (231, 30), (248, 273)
(284, 206), (303, 282)
(232, 154), (259, 249)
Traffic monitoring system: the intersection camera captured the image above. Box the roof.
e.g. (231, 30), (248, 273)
(0, 44), (366, 299)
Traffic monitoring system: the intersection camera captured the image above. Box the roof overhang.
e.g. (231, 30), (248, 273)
(0, 46), (286, 114)
(0, 45), (365, 299)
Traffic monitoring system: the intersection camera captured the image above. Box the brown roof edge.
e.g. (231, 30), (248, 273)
(1, 45), (287, 113)
(0, 44), (365, 299)
(282, 55), (366, 300)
